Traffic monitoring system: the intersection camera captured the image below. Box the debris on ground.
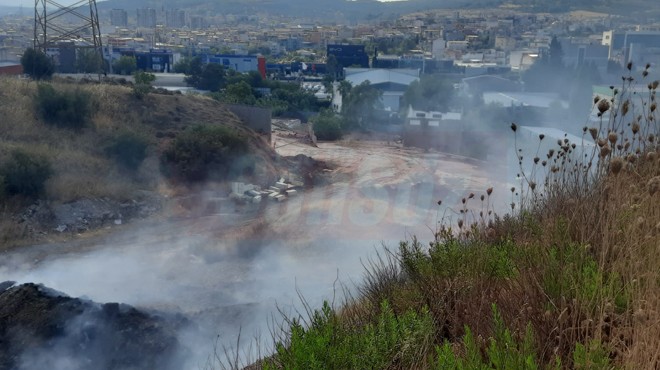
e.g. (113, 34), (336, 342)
(230, 177), (299, 204)
(16, 192), (163, 237)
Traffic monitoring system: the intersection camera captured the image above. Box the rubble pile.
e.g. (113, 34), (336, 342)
(230, 177), (300, 203)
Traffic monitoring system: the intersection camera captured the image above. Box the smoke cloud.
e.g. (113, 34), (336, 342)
(0, 140), (509, 367)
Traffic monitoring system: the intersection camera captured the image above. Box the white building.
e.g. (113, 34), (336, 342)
(342, 68), (420, 113)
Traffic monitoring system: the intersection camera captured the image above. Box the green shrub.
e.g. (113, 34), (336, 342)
(161, 125), (254, 182)
(399, 238), (517, 283)
(104, 132), (149, 170)
(540, 238), (630, 314)
(0, 149), (52, 198)
(312, 112), (343, 141)
(132, 71), (156, 99)
(35, 83), (93, 129)
(434, 305), (549, 370)
(267, 300), (434, 370)
(573, 340), (611, 370)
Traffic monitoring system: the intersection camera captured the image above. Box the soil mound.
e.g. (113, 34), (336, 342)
(0, 282), (188, 370)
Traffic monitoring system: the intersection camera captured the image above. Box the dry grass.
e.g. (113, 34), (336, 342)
(489, 65), (660, 368)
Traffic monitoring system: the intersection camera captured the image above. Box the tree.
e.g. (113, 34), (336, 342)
(225, 70), (264, 88)
(21, 48), (55, 80)
(326, 54), (339, 80)
(312, 110), (343, 140)
(113, 56), (137, 75)
(402, 74), (454, 112)
(218, 81), (257, 105)
(76, 49), (104, 74)
(184, 62), (226, 91)
(340, 81), (382, 129)
(174, 56), (201, 75)
(522, 36), (566, 93)
(548, 36), (564, 70)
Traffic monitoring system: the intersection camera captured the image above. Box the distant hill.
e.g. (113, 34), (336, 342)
(96, 0), (659, 20)
(501, 0), (660, 14)
(96, 0), (499, 21)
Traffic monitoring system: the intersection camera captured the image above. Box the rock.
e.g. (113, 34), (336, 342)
(114, 219), (122, 225)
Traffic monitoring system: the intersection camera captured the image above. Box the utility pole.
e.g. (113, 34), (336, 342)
(34, 0), (105, 75)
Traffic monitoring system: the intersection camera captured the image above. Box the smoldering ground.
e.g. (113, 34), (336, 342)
(0, 141), (509, 369)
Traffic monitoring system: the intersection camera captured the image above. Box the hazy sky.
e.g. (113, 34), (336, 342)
(0, 1), (25, 6)
(0, 0), (87, 6)
(0, 0), (407, 7)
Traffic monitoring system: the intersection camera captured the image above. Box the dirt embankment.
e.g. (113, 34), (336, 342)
(0, 282), (188, 370)
(0, 77), (289, 249)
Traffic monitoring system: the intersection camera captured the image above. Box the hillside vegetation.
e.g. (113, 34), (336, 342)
(242, 69), (660, 369)
(0, 77), (279, 249)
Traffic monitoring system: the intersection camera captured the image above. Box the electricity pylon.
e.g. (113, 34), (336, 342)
(34, 0), (104, 72)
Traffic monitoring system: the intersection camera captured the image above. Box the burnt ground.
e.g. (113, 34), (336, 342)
(0, 282), (189, 370)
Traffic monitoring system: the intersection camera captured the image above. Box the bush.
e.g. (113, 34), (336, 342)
(0, 149), (52, 198)
(20, 48), (54, 80)
(267, 300), (434, 370)
(161, 125), (254, 182)
(35, 83), (93, 129)
(132, 71), (156, 99)
(134, 71), (156, 85)
(104, 132), (149, 170)
(312, 112), (343, 141)
(433, 305), (547, 369)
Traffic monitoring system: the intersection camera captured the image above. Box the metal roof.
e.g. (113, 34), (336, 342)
(345, 69), (419, 87)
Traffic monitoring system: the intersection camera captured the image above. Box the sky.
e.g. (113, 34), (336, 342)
(0, 0), (408, 7)
(0, 0), (84, 6)
(0, 1), (26, 7)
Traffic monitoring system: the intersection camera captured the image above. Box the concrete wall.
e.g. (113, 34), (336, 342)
(227, 104), (272, 141)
